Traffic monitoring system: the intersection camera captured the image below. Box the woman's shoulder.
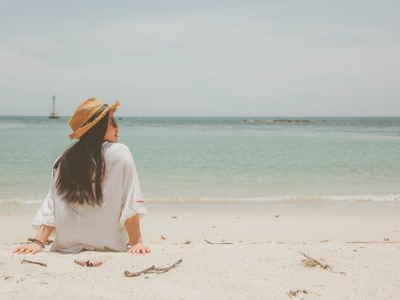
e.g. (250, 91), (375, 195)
(102, 141), (130, 152)
(102, 142), (133, 164)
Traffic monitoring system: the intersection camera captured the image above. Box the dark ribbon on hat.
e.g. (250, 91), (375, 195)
(82, 104), (108, 127)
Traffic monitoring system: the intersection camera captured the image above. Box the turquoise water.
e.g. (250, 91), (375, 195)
(0, 116), (399, 206)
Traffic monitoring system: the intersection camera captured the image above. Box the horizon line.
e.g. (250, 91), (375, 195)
(1, 115), (400, 118)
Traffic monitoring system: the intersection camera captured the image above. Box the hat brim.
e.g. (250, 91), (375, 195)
(69, 101), (120, 140)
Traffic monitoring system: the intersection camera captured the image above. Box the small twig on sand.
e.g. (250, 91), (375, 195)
(153, 259), (183, 273)
(21, 259), (47, 267)
(74, 260), (86, 267)
(204, 239), (233, 244)
(124, 259), (183, 277)
(86, 261), (102, 267)
(124, 266), (155, 277)
(300, 252), (346, 275)
(328, 270), (346, 275)
(287, 290), (308, 298)
(346, 241), (400, 244)
(300, 252), (332, 270)
(74, 260), (103, 267)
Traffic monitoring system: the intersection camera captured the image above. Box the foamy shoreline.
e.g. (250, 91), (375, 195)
(1, 196), (400, 213)
(1, 205), (400, 299)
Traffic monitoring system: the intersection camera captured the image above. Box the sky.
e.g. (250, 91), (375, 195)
(1, 0), (399, 117)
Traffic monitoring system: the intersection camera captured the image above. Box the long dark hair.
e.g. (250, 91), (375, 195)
(55, 112), (109, 206)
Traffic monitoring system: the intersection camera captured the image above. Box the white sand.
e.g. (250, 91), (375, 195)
(1, 203), (400, 299)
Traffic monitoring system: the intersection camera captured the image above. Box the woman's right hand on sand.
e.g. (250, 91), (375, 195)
(128, 243), (150, 255)
(13, 243), (42, 255)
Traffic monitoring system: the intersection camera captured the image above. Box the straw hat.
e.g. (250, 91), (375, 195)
(69, 97), (120, 139)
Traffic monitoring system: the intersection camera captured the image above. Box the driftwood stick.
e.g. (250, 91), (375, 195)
(74, 260), (103, 267)
(86, 261), (102, 267)
(124, 259), (183, 277)
(153, 259), (183, 273)
(300, 252), (345, 275)
(21, 259), (47, 267)
(74, 260), (86, 267)
(124, 266), (155, 277)
(287, 290), (308, 298)
(346, 241), (400, 244)
(300, 252), (332, 270)
(328, 270), (346, 275)
(204, 239), (233, 245)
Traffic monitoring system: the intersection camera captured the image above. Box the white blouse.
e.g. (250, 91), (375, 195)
(32, 142), (147, 253)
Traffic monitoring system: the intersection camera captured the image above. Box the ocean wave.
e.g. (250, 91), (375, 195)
(144, 194), (400, 203)
(0, 198), (44, 205)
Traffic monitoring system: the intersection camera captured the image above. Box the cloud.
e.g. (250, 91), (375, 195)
(0, 0), (399, 116)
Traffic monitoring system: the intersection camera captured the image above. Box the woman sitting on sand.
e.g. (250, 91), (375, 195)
(13, 98), (149, 255)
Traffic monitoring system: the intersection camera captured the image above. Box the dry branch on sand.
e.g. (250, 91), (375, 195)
(204, 239), (233, 244)
(346, 241), (400, 244)
(74, 260), (103, 267)
(124, 265), (155, 277)
(124, 259), (183, 277)
(287, 289), (308, 298)
(300, 252), (345, 275)
(300, 252), (332, 270)
(21, 259), (47, 267)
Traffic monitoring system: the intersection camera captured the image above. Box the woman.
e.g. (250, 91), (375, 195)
(13, 97), (149, 255)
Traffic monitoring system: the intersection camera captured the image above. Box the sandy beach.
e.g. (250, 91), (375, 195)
(1, 203), (400, 299)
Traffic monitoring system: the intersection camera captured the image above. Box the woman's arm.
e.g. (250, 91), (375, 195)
(13, 225), (55, 255)
(125, 214), (150, 255)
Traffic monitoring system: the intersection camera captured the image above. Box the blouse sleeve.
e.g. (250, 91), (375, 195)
(119, 146), (147, 227)
(32, 165), (57, 235)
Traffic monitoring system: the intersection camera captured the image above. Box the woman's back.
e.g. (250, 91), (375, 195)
(33, 142), (147, 252)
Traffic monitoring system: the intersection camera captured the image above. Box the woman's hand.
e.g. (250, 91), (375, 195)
(125, 214), (149, 255)
(128, 243), (150, 255)
(12, 225), (54, 255)
(13, 243), (42, 255)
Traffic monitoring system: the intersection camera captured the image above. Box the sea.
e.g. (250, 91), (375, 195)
(1, 116), (399, 210)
